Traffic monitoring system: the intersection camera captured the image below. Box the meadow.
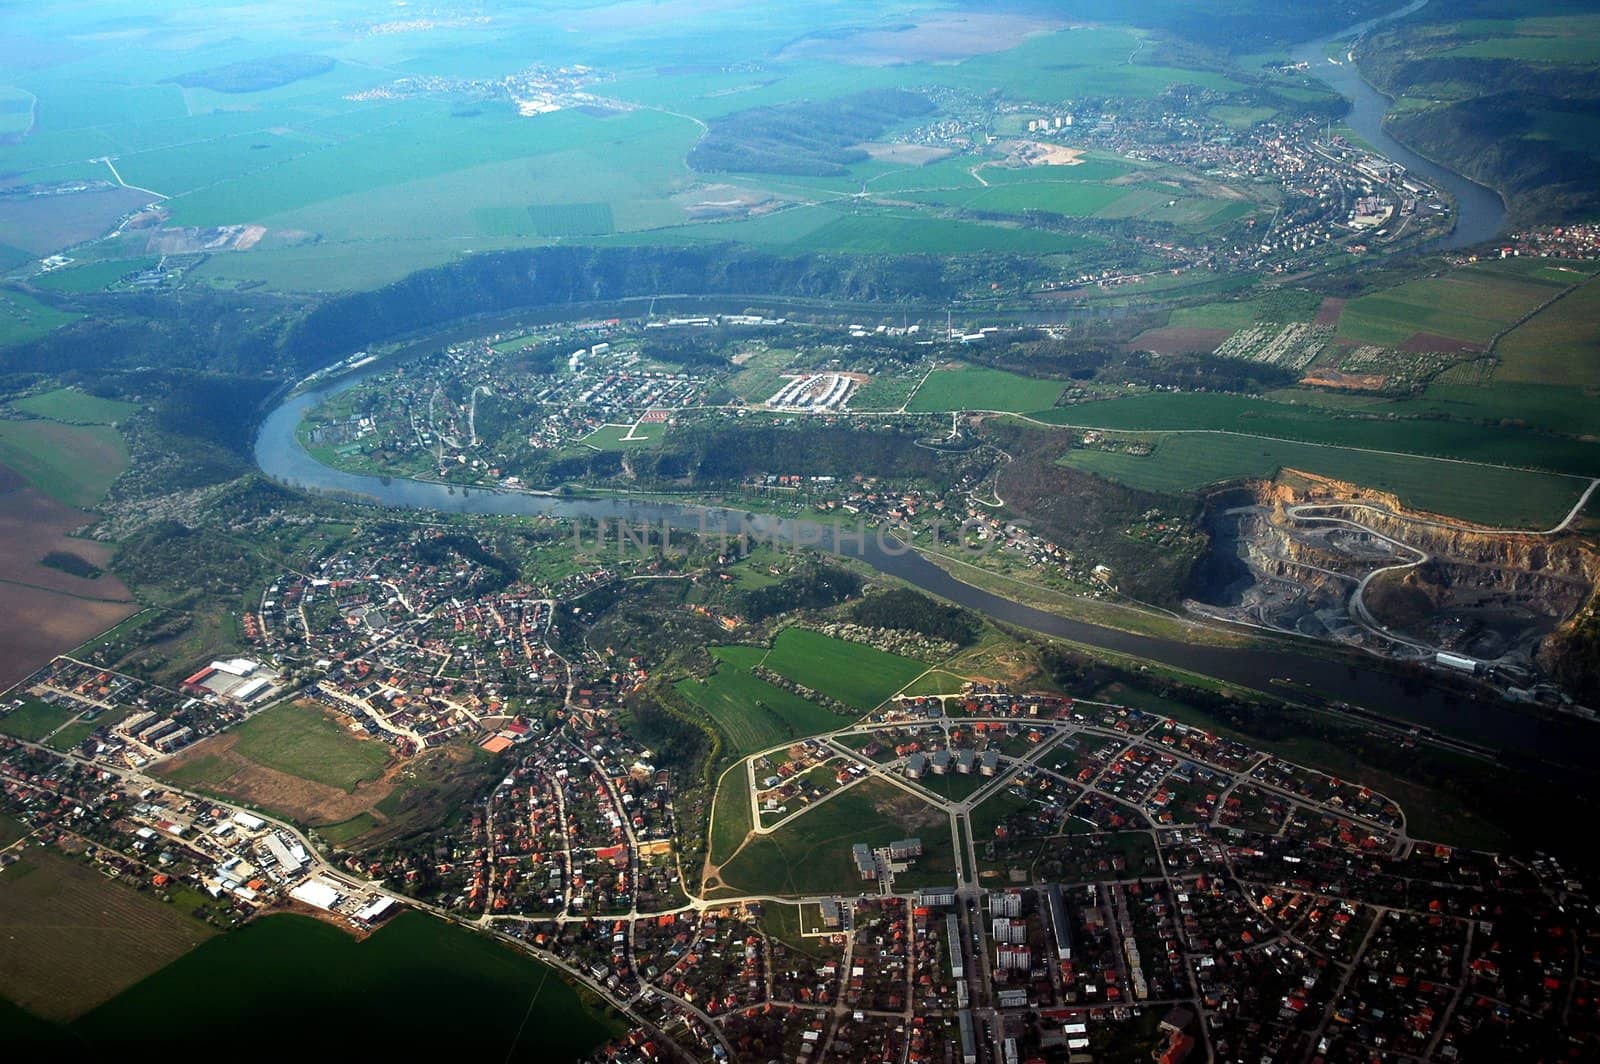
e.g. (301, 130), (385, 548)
(0, 849), (213, 1022)
(227, 700), (391, 792)
(0, 289), (79, 347)
(760, 628), (926, 710)
(676, 645), (847, 757)
(0, 420), (127, 508)
(1031, 393), (1600, 477)
(12, 387), (140, 425)
(60, 912), (619, 1060)
(909, 365), (1064, 413)
(1059, 432), (1587, 528)
(713, 777), (954, 896)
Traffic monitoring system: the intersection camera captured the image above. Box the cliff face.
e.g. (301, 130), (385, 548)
(1194, 470), (1600, 691)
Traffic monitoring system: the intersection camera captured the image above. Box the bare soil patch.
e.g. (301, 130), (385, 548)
(1313, 297), (1346, 328)
(855, 142), (953, 165)
(1300, 368), (1390, 391)
(1400, 332), (1483, 354)
(778, 13), (1062, 65)
(0, 465), (134, 689)
(1127, 326), (1232, 356)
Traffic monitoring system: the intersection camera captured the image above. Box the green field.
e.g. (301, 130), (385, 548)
(0, 419), (127, 508)
(0, 849), (214, 1022)
(222, 701), (389, 792)
(0, 699), (72, 742)
(909, 365), (1064, 413)
(13, 388), (140, 425)
(709, 763), (756, 869)
(39, 912), (618, 1059)
(676, 645), (847, 756)
(1060, 432), (1586, 528)
(0, 289), (79, 347)
(1337, 265), (1568, 347)
(761, 628), (927, 711)
(1030, 392), (1600, 477)
(1494, 275), (1600, 389)
(31, 258), (159, 293)
(581, 421), (667, 450)
(714, 777), (954, 896)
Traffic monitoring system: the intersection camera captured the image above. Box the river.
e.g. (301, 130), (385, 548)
(252, 3), (1552, 761)
(1293, 0), (1506, 249)
(256, 375), (1596, 769)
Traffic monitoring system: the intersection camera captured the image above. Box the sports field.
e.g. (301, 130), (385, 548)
(0, 420), (127, 508)
(60, 912), (619, 1059)
(676, 645), (846, 756)
(714, 777), (954, 895)
(909, 365), (1064, 413)
(582, 421), (667, 450)
(0, 848), (213, 1021)
(760, 628), (926, 710)
(1059, 432), (1588, 529)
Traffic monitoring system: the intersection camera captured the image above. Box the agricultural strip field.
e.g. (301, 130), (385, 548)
(1059, 432), (1587, 529)
(760, 628), (927, 710)
(1493, 275), (1600, 389)
(1027, 393), (1600, 477)
(54, 912), (619, 1059)
(0, 848), (214, 1022)
(676, 645), (848, 757)
(713, 777), (954, 896)
(1335, 264), (1574, 347)
(0, 420), (127, 508)
(909, 365), (1065, 413)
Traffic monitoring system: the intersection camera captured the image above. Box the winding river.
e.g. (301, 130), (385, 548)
(1293, 0), (1506, 249)
(254, 4), (1546, 762)
(256, 372), (1594, 768)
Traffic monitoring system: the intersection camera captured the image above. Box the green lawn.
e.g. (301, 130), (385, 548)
(581, 421), (666, 450)
(676, 646), (847, 756)
(1059, 432), (1586, 529)
(228, 701), (391, 792)
(761, 628), (927, 711)
(58, 912), (619, 1059)
(909, 365), (1064, 413)
(0, 420), (127, 508)
(13, 388), (140, 425)
(715, 777), (953, 896)
(0, 699), (72, 742)
(708, 763), (756, 869)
